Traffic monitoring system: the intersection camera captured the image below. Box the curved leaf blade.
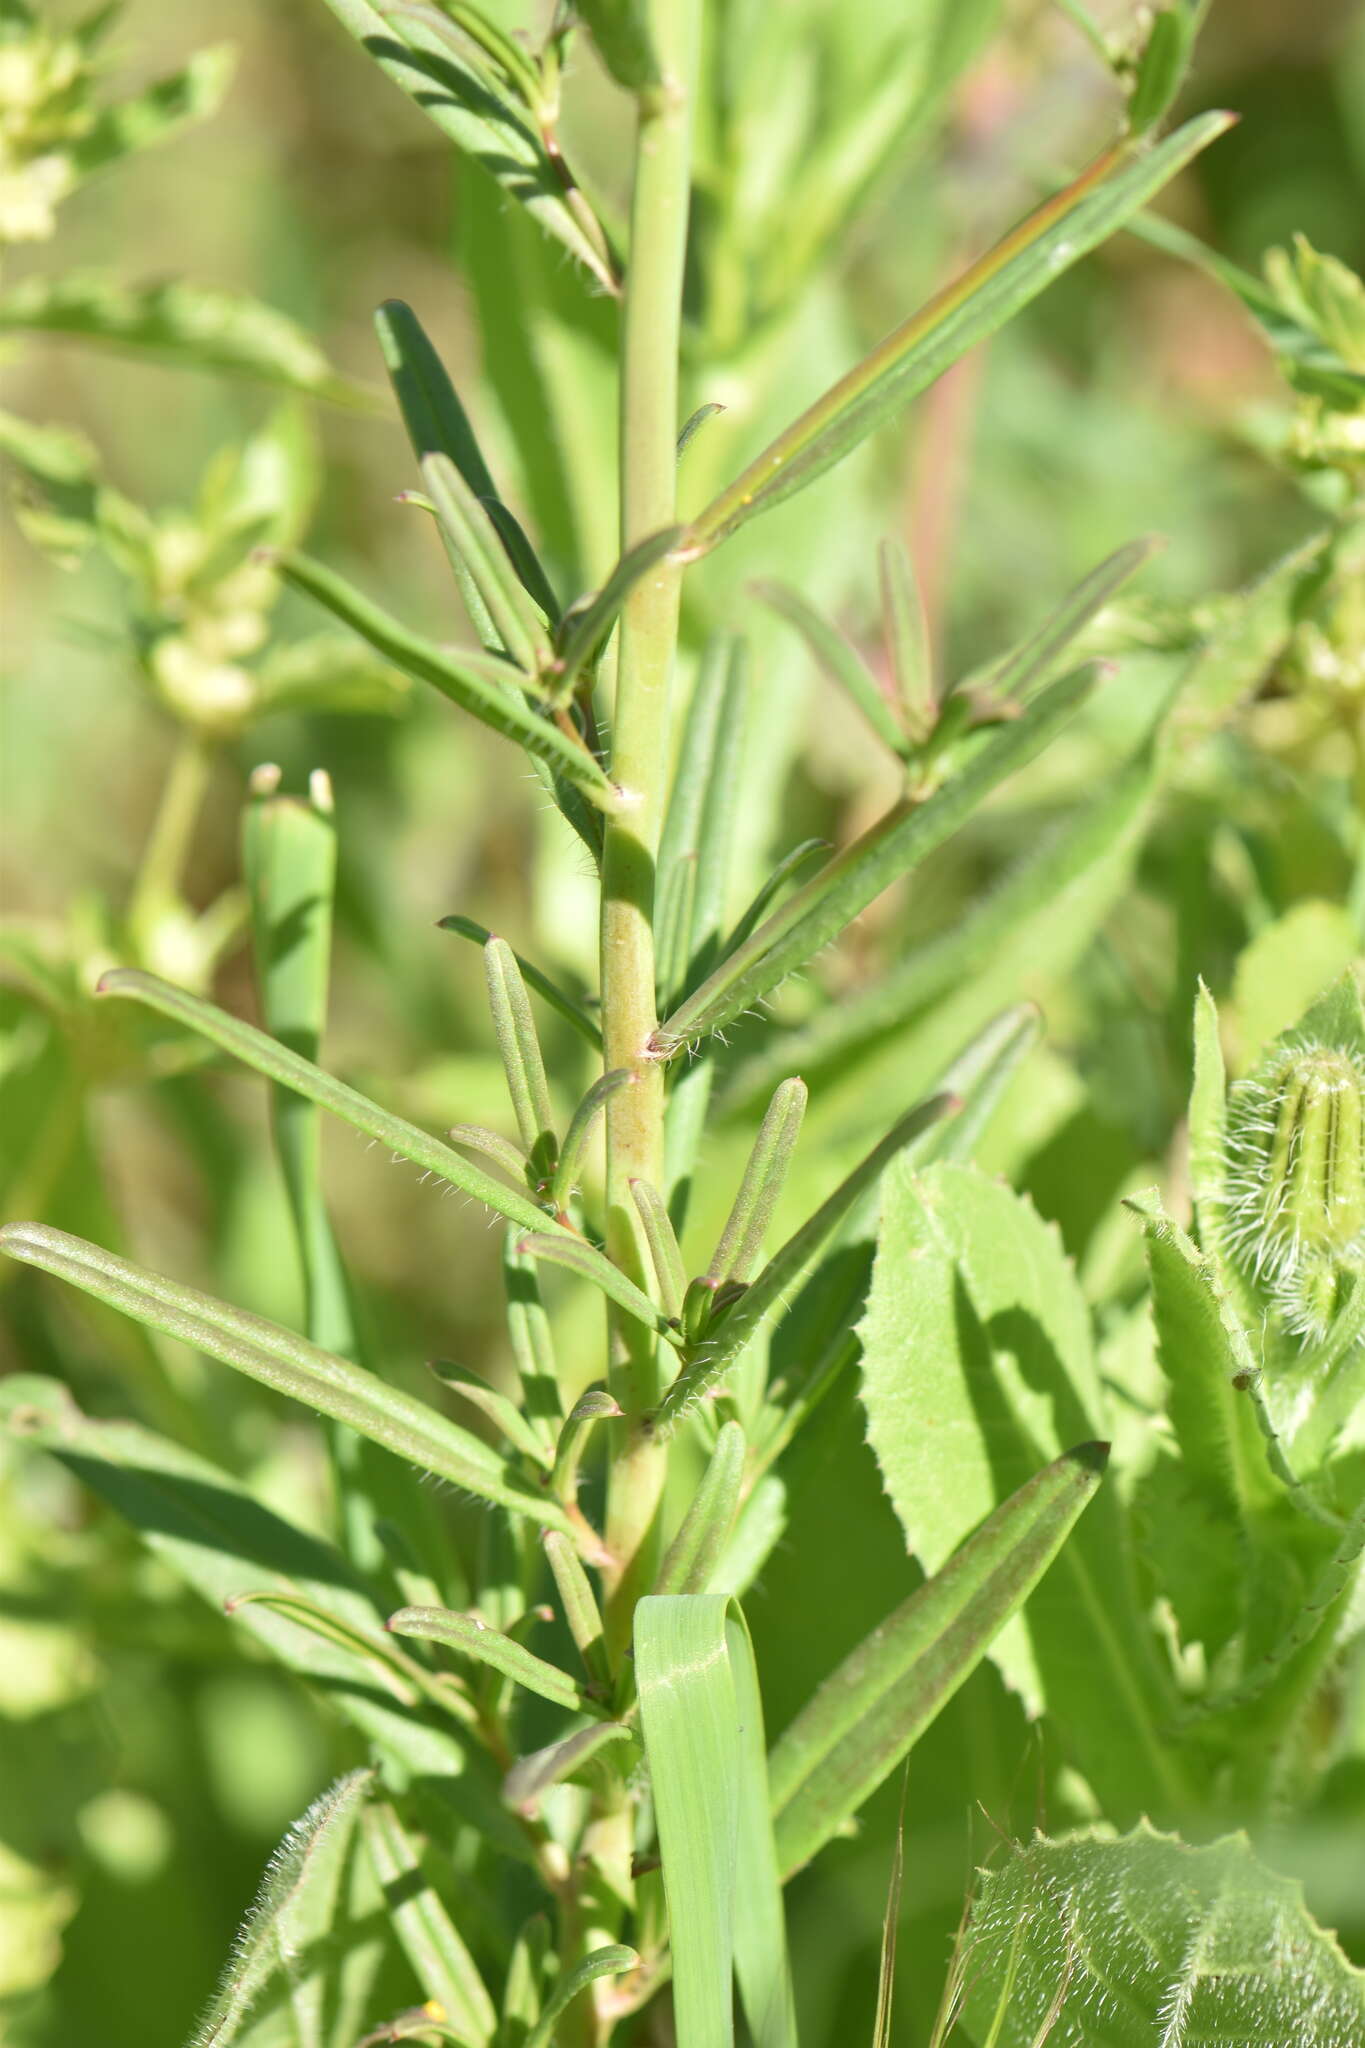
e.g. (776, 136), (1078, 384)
(0, 1225), (575, 1535)
(769, 1443), (1107, 1876)
(689, 113), (1233, 550)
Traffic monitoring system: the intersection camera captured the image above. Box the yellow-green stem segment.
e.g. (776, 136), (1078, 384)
(600, 2), (700, 1656)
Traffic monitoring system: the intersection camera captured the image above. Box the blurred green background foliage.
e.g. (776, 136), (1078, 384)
(2, 1), (1363, 2041)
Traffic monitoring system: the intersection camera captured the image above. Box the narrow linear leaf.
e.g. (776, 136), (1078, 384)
(655, 1421), (747, 1596)
(770, 1444), (1107, 1875)
(689, 113), (1233, 549)
(1, 1379), (527, 1862)
(318, 0), (617, 291)
(656, 635), (750, 1012)
(93, 971), (630, 1327)
(422, 452), (551, 672)
(657, 664), (1100, 1053)
(550, 1386), (625, 1501)
(446, 1124), (531, 1183)
(523, 1948), (640, 2048)
(69, 43), (235, 177)
(503, 1722), (636, 1815)
(276, 551), (618, 810)
(484, 937), (557, 1166)
(515, 1232), (677, 1344)
(657, 1093), (955, 1430)
(755, 578), (910, 758)
(629, 1178), (688, 1320)
(0, 1223), (574, 1534)
(429, 1361), (549, 1469)
(553, 525), (685, 692)
(360, 1800), (497, 2046)
(878, 538), (934, 737)
(374, 299), (560, 625)
(191, 1769), (372, 2047)
(575, 0), (659, 89)
(223, 1591), (461, 1715)
(707, 1078), (808, 1285)
(438, 915), (601, 1049)
(542, 1529), (610, 1689)
(551, 1069), (633, 1210)
(387, 1606), (593, 1715)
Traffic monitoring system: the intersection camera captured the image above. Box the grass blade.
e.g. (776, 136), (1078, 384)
(360, 1799), (497, 2047)
(191, 1769), (372, 2047)
(656, 1094), (955, 1431)
(688, 113), (1233, 549)
(275, 551), (618, 810)
(655, 664), (1099, 1054)
(386, 1606), (594, 1714)
(636, 1596), (795, 2048)
(770, 1444), (1107, 1875)
(0, 1223), (576, 1535)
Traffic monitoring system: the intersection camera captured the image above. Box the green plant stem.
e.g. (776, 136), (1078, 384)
(127, 727), (212, 937)
(599, 2), (699, 1662)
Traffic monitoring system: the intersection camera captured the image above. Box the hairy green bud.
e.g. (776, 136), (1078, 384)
(1226, 1043), (1365, 1340)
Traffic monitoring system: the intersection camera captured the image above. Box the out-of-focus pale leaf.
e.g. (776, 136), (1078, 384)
(0, 274), (376, 405)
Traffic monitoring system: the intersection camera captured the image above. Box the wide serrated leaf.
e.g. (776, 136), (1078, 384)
(770, 1443), (1105, 1876)
(688, 114), (1232, 549)
(0, 273), (374, 405)
(958, 1823), (1365, 2047)
(859, 1163), (1191, 1818)
(0, 1226), (576, 1535)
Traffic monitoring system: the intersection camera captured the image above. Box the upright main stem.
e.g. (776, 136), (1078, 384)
(600, 5), (699, 1651)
